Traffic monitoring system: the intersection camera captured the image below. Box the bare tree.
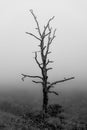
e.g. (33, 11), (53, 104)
(21, 10), (74, 114)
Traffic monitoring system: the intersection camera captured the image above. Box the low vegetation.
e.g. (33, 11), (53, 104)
(0, 94), (87, 130)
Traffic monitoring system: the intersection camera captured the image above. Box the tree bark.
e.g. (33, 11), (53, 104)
(42, 87), (48, 114)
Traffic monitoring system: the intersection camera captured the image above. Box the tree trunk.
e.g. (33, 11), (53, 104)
(42, 88), (48, 114)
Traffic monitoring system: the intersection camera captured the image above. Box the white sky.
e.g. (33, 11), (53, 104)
(0, 0), (87, 90)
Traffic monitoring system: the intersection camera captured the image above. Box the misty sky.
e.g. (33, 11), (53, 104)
(0, 0), (87, 90)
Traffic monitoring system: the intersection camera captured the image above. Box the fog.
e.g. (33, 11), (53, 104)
(0, 0), (87, 91)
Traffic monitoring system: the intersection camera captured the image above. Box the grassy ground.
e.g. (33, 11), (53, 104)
(0, 88), (87, 129)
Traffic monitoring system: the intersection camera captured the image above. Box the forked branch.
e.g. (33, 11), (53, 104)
(46, 59), (54, 66)
(42, 16), (55, 36)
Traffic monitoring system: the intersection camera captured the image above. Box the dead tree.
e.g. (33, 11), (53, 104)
(21, 10), (74, 114)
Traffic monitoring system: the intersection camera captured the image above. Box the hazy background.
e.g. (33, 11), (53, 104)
(0, 0), (87, 92)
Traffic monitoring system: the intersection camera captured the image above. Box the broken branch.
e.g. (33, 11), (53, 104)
(32, 80), (43, 84)
(46, 67), (53, 71)
(48, 90), (59, 96)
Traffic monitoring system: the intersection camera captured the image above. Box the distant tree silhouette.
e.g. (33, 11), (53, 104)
(21, 10), (74, 115)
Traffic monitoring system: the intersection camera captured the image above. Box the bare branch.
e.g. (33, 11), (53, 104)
(47, 85), (55, 90)
(49, 28), (56, 44)
(47, 51), (52, 54)
(48, 90), (59, 96)
(47, 81), (51, 84)
(46, 67), (53, 71)
(34, 52), (42, 69)
(32, 80), (43, 84)
(38, 44), (41, 47)
(47, 25), (52, 40)
(39, 62), (43, 65)
(30, 9), (42, 37)
(26, 32), (41, 41)
(44, 26), (54, 58)
(49, 60), (54, 63)
(21, 74), (43, 81)
(46, 59), (54, 65)
(48, 77), (75, 86)
(42, 46), (46, 51)
(45, 43), (50, 59)
(45, 32), (51, 37)
(42, 16), (55, 36)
